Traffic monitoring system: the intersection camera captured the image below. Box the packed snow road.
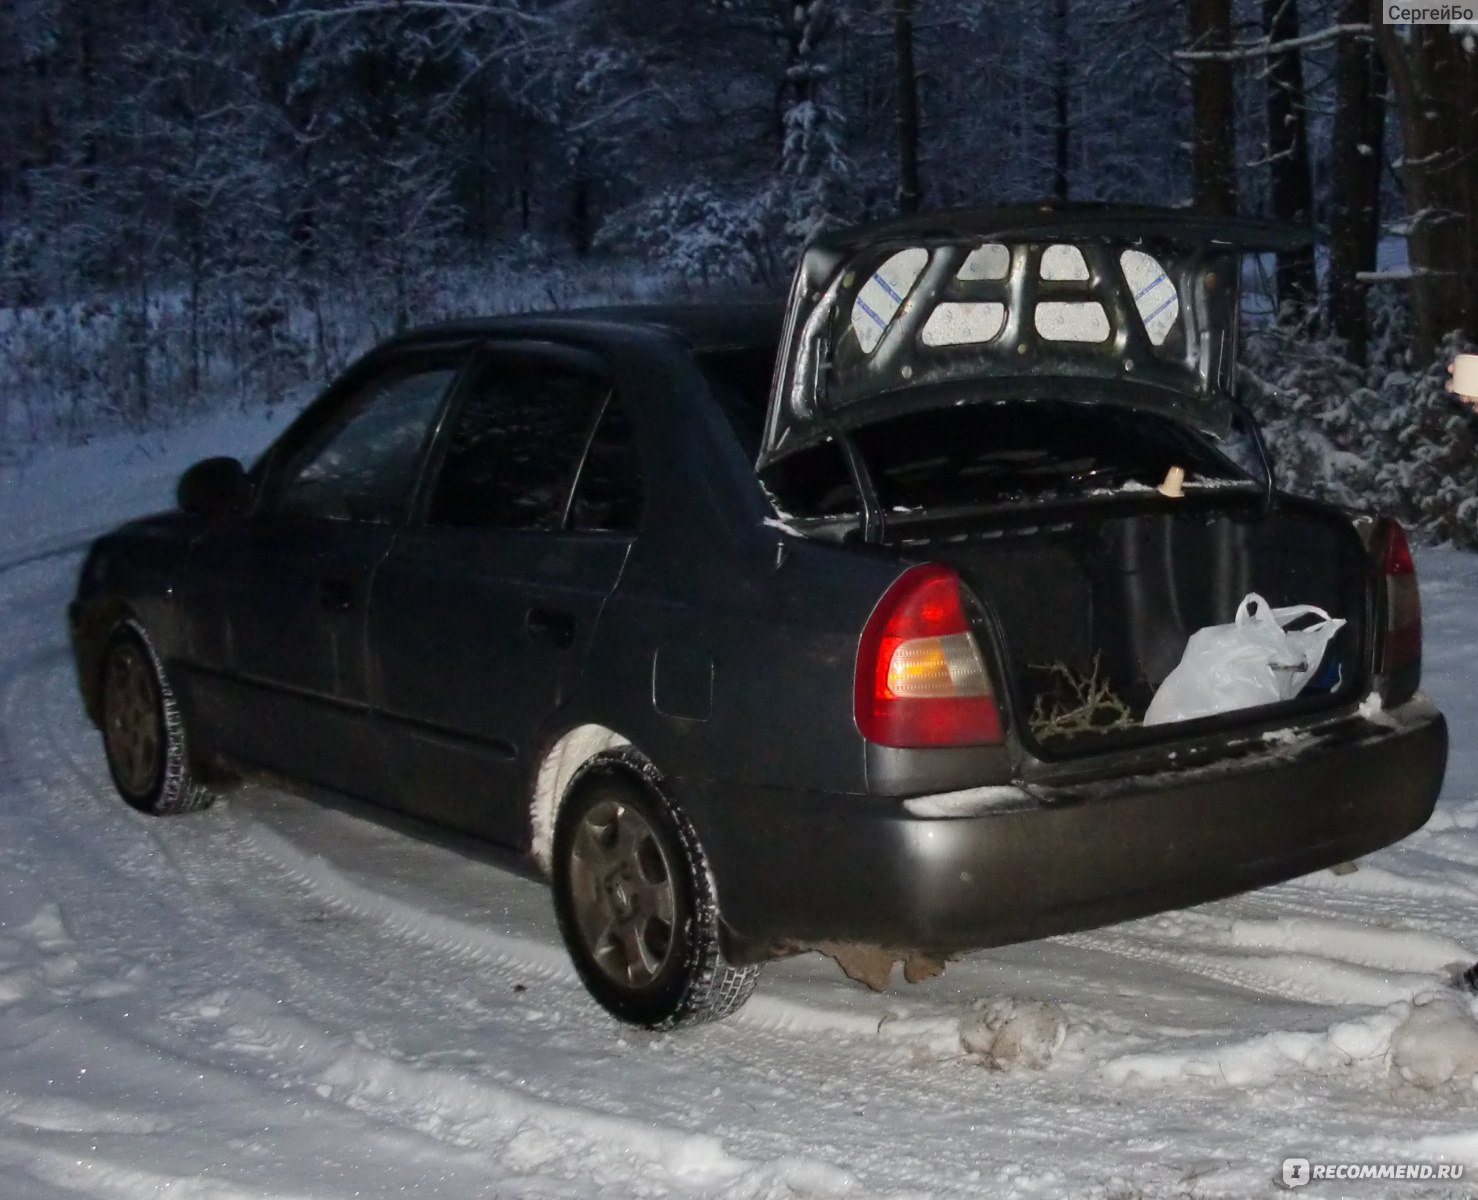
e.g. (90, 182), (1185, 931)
(1, 415), (1477, 1199)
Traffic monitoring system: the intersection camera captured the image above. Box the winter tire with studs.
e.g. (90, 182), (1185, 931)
(551, 751), (760, 1028)
(100, 621), (216, 817)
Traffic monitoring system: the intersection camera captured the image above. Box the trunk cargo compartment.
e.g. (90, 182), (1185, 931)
(892, 497), (1371, 756)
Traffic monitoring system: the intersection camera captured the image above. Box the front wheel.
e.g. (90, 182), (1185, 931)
(551, 752), (759, 1029)
(99, 622), (215, 817)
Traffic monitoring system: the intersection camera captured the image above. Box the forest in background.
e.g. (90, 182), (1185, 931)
(1, 1), (1476, 540)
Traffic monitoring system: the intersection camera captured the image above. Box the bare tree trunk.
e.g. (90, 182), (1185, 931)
(518, 130), (532, 234)
(188, 239), (204, 401)
(570, 143), (593, 256)
(77, 3), (99, 197)
(1052, 0), (1070, 202)
(1328, 10), (1385, 364)
(1261, 0), (1316, 313)
(1186, 0), (1237, 215)
(893, 0), (921, 214)
(1376, 15), (1478, 359)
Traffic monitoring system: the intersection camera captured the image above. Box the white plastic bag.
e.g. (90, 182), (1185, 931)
(1143, 593), (1346, 726)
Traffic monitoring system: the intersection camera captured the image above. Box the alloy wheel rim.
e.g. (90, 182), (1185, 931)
(103, 643), (162, 797)
(568, 798), (678, 989)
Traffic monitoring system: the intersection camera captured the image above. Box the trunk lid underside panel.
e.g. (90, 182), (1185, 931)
(761, 205), (1313, 467)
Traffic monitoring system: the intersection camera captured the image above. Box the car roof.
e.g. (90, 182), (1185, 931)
(388, 300), (784, 355)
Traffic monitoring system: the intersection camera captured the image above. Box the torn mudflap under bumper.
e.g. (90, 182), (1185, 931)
(698, 697), (1448, 965)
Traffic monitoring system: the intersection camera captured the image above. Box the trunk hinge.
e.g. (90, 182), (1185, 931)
(1230, 396), (1276, 518)
(835, 431), (886, 543)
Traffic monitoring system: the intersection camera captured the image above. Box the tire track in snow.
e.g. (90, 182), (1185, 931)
(0, 679), (956, 1198)
(1060, 918), (1448, 1010)
(0, 614), (961, 1194)
(235, 815), (576, 985)
(0, 535), (96, 574)
(5, 638), (213, 898)
(158, 989), (870, 1200)
(234, 808), (970, 1057)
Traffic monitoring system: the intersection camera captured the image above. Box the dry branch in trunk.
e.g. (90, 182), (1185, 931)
(1028, 654), (1139, 740)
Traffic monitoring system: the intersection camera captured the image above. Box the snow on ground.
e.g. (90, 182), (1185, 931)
(1, 411), (1477, 1198)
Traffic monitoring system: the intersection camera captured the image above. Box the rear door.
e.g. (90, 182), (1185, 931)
(182, 350), (464, 798)
(369, 342), (643, 844)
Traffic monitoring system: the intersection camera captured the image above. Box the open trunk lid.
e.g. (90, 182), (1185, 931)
(760, 203), (1313, 469)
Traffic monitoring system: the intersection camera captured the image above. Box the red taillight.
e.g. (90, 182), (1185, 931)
(1383, 520), (1415, 577)
(1380, 519), (1422, 682)
(855, 564), (1003, 747)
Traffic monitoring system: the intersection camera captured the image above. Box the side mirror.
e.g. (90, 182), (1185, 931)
(177, 457), (253, 516)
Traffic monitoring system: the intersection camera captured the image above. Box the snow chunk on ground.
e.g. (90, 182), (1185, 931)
(960, 998), (1067, 1070)
(1389, 993), (1478, 1090)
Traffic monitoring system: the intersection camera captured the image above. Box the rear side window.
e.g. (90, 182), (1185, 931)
(569, 399), (644, 532)
(427, 362), (607, 530)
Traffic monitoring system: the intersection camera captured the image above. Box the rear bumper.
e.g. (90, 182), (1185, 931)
(690, 697), (1447, 962)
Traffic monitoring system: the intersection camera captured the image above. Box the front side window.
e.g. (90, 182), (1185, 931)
(277, 364), (457, 523)
(426, 360), (610, 530)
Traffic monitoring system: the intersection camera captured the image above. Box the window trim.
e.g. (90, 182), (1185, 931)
(560, 385), (617, 531)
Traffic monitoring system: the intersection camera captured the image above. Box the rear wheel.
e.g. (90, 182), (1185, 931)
(100, 623), (215, 816)
(551, 752), (759, 1028)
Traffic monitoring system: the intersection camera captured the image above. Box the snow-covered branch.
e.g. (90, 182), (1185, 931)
(1175, 21), (1370, 63)
(259, 0), (543, 25)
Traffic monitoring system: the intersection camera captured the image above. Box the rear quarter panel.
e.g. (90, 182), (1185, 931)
(537, 332), (891, 792)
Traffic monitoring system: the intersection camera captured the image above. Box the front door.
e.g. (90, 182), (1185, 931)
(369, 345), (644, 843)
(182, 353), (463, 800)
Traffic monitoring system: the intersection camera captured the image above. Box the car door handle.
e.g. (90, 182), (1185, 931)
(525, 605), (576, 649)
(317, 576), (356, 612)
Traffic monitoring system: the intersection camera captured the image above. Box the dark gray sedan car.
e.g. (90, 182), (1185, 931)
(70, 205), (1447, 1028)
